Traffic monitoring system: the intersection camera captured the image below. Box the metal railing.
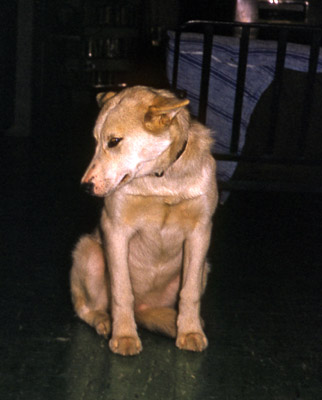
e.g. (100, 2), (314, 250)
(171, 20), (322, 191)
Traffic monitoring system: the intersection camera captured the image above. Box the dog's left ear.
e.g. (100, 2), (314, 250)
(144, 96), (190, 132)
(96, 91), (116, 108)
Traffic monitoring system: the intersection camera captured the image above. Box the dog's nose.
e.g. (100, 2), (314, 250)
(81, 181), (94, 195)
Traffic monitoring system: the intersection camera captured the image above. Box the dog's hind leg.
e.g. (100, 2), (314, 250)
(134, 307), (206, 339)
(70, 234), (111, 337)
(135, 307), (178, 338)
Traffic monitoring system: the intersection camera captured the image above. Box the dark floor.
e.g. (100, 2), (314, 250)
(1, 96), (322, 400)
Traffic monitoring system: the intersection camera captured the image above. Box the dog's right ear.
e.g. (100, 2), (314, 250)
(96, 91), (116, 108)
(144, 97), (190, 133)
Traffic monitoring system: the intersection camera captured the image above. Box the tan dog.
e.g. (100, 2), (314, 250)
(70, 86), (218, 356)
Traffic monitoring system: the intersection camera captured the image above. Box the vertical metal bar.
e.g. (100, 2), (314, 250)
(230, 25), (250, 153)
(198, 24), (214, 124)
(265, 28), (288, 154)
(171, 30), (181, 91)
(297, 28), (321, 156)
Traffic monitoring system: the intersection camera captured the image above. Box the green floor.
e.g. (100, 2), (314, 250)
(1, 132), (322, 399)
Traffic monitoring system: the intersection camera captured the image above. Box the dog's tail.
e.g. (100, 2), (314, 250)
(135, 307), (177, 338)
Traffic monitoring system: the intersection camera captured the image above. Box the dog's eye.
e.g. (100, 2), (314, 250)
(107, 137), (123, 148)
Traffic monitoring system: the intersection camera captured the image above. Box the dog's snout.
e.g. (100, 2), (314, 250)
(81, 181), (95, 195)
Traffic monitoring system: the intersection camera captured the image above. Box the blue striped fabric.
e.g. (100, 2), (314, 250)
(167, 31), (322, 182)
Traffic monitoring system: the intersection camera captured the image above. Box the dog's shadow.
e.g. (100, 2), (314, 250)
(63, 321), (206, 399)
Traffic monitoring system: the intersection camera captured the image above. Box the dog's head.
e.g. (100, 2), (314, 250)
(81, 86), (190, 197)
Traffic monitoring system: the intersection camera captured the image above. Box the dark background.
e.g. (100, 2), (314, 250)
(2, 0), (322, 135)
(1, 1), (322, 399)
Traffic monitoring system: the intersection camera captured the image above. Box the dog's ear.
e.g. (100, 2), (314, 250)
(144, 96), (190, 132)
(96, 91), (116, 108)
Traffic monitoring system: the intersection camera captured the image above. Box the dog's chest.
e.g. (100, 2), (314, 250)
(121, 195), (202, 233)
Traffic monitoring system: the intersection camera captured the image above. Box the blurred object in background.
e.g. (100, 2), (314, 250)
(235, 0), (259, 37)
(258, 0), (308, 22)
(235, 0), (259, 22)
(83, 1), (143, 91)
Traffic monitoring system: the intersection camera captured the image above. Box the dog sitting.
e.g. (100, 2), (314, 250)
(70, 86), (218, 356)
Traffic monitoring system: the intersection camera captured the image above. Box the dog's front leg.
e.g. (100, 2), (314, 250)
(176, 224), (212, 352)
(103, 224), (142, 356)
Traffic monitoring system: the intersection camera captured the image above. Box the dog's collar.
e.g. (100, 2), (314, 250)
(155, 139), (187, 178)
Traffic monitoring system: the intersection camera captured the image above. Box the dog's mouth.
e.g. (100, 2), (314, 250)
(120, 173), (131, 184)
(98, 173), (133, 197)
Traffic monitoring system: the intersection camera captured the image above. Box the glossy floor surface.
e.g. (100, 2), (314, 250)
(1, 109), (322, 399)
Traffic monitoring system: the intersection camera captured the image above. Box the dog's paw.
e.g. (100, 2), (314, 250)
(95, 318), (111, 338)
(176, 332), (208, 352)
(109, 335), (142, 356)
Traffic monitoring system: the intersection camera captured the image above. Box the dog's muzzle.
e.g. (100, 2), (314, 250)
(81, 181), (95, 195)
